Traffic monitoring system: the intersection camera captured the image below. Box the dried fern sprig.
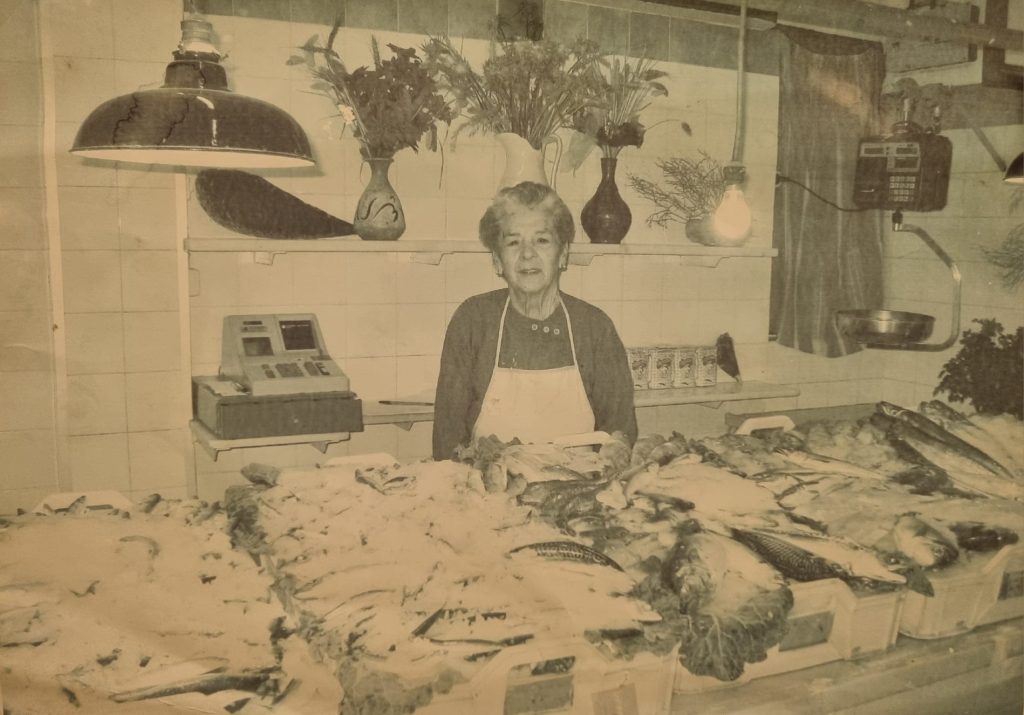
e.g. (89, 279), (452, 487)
(981, 223), (1024, 290)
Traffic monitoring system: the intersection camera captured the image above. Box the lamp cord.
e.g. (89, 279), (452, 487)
(775, 173), (872, 213)
(731, 0), (747, 164)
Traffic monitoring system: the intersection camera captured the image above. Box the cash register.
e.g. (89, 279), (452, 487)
(193, 314), (363, 440)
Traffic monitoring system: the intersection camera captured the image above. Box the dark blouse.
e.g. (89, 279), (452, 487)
(432, 289), (638, 460)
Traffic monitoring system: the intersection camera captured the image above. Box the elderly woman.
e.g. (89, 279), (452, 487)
(432, 182), (637, 460)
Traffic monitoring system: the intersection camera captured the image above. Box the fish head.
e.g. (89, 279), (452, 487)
(876, 402), (906, 419)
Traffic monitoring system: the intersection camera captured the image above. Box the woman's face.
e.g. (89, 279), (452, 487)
(492, 208), (567, 297)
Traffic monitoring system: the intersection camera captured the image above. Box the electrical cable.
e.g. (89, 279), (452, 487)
(774, 173), (873, 213)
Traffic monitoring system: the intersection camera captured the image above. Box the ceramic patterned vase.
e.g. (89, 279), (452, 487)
(580, 157), (631, 244)
(354, 157), (406, 241)
(685, 216), (716, 246)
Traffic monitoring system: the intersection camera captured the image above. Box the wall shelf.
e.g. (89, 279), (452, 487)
(190, 380), (798, 456)
(184, 238), (777, 266)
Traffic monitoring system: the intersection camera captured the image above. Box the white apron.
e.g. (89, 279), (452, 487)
(473, 295), (595, 444)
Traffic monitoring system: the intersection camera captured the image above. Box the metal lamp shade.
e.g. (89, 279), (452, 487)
(72, 88), (314, 169)
(1005, 153), (1024, 185)
(71, 18), (313, 170)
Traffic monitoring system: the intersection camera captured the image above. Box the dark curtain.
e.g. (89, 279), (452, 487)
(769, 27), (885, 357)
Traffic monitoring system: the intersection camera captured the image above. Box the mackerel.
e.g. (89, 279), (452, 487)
(508, 540), (624, 572)
(919, 401), (1021, 476)
(735, 529), (906, 585)
(731, 529), (846, 582)
(878, 402), (1014, 479)
(889, 422), (1023, 501)
(775, 447), (885, 481)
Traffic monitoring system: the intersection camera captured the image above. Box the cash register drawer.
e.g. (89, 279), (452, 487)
(193, 377), (364, 440)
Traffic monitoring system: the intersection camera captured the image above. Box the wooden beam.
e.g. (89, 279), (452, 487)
(647, 0), (1023, 50)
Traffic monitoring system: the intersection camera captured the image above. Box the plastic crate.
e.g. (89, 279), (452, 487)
(675, 578), (905, 692)
(414, 638), (675, 715)
(899, 543), (1024, 639)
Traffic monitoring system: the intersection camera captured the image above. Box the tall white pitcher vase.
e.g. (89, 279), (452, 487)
(495, 132), (561, 193)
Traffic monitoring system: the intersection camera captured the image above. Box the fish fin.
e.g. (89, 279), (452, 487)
(903, 567), (935, 597)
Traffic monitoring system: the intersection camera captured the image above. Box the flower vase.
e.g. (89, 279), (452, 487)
(580, 157), (631, 244)
(495, 132), (561, 193)
(354, 157), (406, 241)
(685, 216), (716, 246)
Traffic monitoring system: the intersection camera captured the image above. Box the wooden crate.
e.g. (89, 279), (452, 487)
(675, 578), (905, 693)
(900, 543), (1024, 639)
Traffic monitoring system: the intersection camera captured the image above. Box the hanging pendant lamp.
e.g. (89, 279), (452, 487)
(71, 17), (314, 169)
(1004, 153), (1024, 185)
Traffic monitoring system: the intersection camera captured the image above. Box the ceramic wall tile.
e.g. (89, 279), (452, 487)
(123, 311), (181, 373)
(291, 253), (348, 304)
(111, 0), (179, 62)
(396, 354), (440, 399)
(125, 371), (186, 431)
(444, 251), (504, 303)
(630, 12), (671, 61)
(195, 470), (248, 503)
(53, 57), (116, 125)
(189, 254), (241, 307)
(577, 255), (623, 302)
(121, 250), (178, 311)
(445, 198), (494, 241)
(0, 125), (42, 188)
(47, 0), (114, 59)
(68, 433), (130, 491)
(0, 0), (39, 63)
(446, 146), (497, 200)
(346, 424), (399, 460)
(396, 420), (432, 460)
(55, 121), (117, 188)
(0, 250), (48, 313)
(0, 188), (45, 250)
(237, 254), (295, 306)
(396, 303), (445, 356)
(619, 300), (662, 347)
(290, 0), (341, 25)
(118, 187), (177, 250)
(67, 373), (126, 435)
(448, 0), (494, 39)
(544, 0), (587, 46)
(399, 0), (448, 35)
(59, 186), (120, 250)
(128, 429), (188, 491)
(0, 431), (58, 492)
(62, 251), (121, 313)
(395, 258), (446, 305)
(587, 5), (627, 54)
(341, 356), (396, 400)
(0, 311), (51, 372)
(65, 312), (124, 375)
(346, 303), (398, 357)
(343, 253), (397, 305)
(0, 60), (41, 125)
(0, 372), (53, 431)
(346, 0), (398, 30)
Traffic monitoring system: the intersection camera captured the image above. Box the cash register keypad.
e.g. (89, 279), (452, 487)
(274, 362), (304, 378)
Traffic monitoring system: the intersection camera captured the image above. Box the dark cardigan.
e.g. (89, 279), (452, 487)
(432, 289), (638, 460)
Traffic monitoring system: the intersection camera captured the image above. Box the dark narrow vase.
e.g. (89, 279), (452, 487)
(580, 157), (631, 244)
(354, 157), (406, 241)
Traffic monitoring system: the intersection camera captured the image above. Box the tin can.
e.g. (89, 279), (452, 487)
(695, 345), (718, 387)
(627, 347), (652, 389)
(672, 346), (697, 388)
(650, 347), (676, 389)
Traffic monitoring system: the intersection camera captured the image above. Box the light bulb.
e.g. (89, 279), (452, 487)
(712, 183), (752, 245)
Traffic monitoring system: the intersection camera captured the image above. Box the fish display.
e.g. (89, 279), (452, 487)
(888, 421), (1024, 501)
(775, 447), (887, 481)
(508, 540), (624, 571)
(891, 513), (959, 568)
(919, 401), (1023, 475)
(878, 402), (1016, 479)
(733, 529), (906, 586)
(947, 522), (1020, 552)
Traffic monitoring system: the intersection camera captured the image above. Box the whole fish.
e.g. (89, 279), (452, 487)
(891, 513), (959, 568)
(735, 529), (906, 586)
(947, 521), (1019, 552)
(919, 401), (1022, 475)
(508, 540), (624, 572)
(890, 422), (1023, 501)
(775, 447), (885, 481)
(731, 529), (846, 582)
(878, 402), (1014, 479)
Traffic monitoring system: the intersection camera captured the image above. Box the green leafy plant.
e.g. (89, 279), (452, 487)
(935, 319), (1023, 419)
(627, 151), (725, 226)
(420, 35), (604, 149)
(290, 27), (455, 159)
(981, 223), (1024, 290)
(568, 55), (670, 162)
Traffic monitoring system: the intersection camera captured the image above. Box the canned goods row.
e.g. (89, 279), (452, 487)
(627, 345), (717, 390)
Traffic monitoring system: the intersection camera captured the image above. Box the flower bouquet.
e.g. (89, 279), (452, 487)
(290, 27), (455, 240)
(628, 151), (727, 245)
(421, 35), (604, 150)
(568, 55), (669, 164)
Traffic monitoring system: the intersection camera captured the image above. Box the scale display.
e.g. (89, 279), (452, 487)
(220, 314), (351, 396)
